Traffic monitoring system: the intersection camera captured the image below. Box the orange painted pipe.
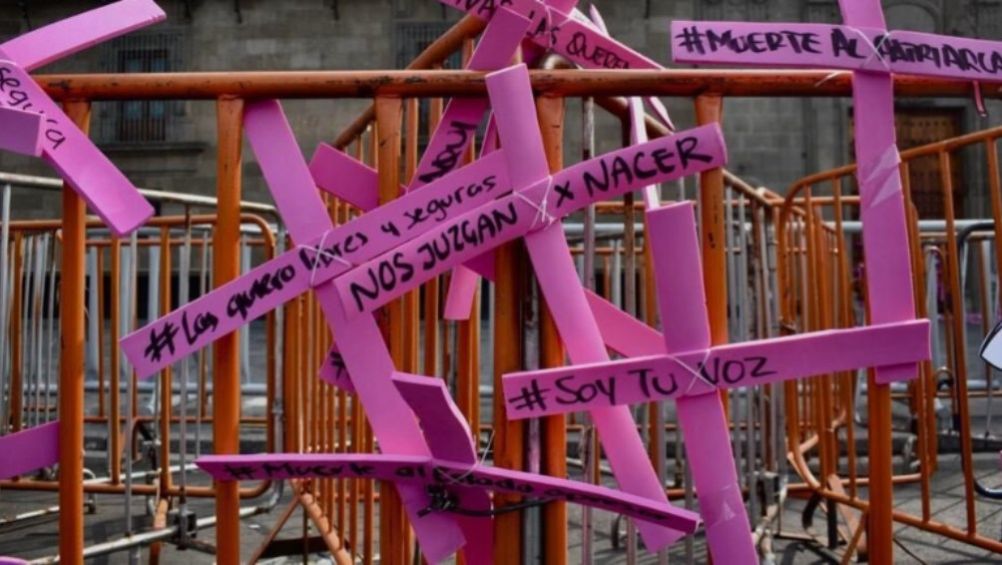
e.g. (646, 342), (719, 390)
(32, 70), (1002, 101)
(213, 96), (245, 565)
(537, 94), (568, 565)
(58, 99), (90, 565)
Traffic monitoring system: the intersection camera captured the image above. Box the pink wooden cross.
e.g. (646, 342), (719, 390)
(119, 73), (722, 560)
(118, 97), (709, 561)
(195, 373), (701, 557)
(503, 202), (931, 561)
(0, 0), (166, 236)
(334, 63), (725, 550)
(667, 0), (1002, 384)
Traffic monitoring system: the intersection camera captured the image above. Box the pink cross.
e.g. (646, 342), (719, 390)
(0, 0), (166, 236)
(502, 202), (931, 561)
(334, 64), (724, 550)
(127, 99), (490, 561)
(667, 0), (997, 384)
(195, 373), (701, 558)
(120, 68), (723, 557)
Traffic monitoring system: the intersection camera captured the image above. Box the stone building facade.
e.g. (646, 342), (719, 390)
(0, 0), (998, 219)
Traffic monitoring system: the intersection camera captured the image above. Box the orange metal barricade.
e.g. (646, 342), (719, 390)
(0, 14), (1001, 561)
(779, 126), (1002, 559)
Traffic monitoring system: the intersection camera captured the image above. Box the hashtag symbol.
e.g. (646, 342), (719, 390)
(329, 350), (347, 381)
(675, 25), (706, 55)
(508, 380), (550, 413)
(143, 321), (179, 363)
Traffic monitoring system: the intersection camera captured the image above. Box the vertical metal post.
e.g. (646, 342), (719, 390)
(375, 95), (407, 565)
(10, 232), (23, 432)
(213, 96), (244, 565)
(695, 94), (729, 564)
(109, 236), (122, 483)
(59, 99), (90, 565)
(538, 94), (568, 565)
(0, 183), (10, 434)
(494, 225), (525, 564)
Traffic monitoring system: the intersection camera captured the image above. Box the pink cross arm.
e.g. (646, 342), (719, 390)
(195, 452), (701, 533)
(841, 0), (918, 384)
(0, 0), (166, 73)
(0, 106), (43, 157)
(411, 8), (530, 188)
(332, 119), (725, 316)
(310, 144), (383, 211)
(671, 20), (1002, 83)
(644, 201), (756, 562)
(119, 149), (509, 378)
(394, 373), (493, 562)
(670, 11), (925, 385)
(503, 202), (933, 561)
(502, 319), (931, 417)
(0, 421), (59, 480)
(240, 99), (466, 562)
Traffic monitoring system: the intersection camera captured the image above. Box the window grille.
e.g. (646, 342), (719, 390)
(94, 29), (187, 144)
(395, 21), (462, 69)
(394, 22), (466, 148)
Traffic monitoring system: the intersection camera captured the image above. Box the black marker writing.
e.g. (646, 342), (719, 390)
(448, 0), (514, 19)
(143, 321), (179, 363)
(418, 121), (479, 184)
(181, 309), (219, 346)
(0, 66), (66, 150)
(578, 138), (711, 201)
(404, 175), (498, 229)
(346, 202), (519, 312)
(508, 379), (550, 412)
(566, 32), (630, 69)
(631, 367), (679, 399)
(674, 26), (821, 56)
(328, 349), (348, 382)
(298, 231), (369, 272)
(554, 375), (616, 406)
(347, 251), (415, 312)
(696, 355), (776, 386)
(226, 264), (297, 321)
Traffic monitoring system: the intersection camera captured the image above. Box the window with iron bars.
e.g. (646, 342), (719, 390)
(94, 29), (187, 145)
(395, 21), (472, 147)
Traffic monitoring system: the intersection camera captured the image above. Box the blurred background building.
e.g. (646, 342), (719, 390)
(0, 0), (998, 220)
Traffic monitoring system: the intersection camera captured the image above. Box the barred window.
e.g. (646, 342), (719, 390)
(395, 22), (465, 146)
(395, 21), (462, 69)
(95, 30), (186, 144)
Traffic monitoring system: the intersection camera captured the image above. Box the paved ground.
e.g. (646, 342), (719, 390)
(3, 318), (1002, 563)
(1, 422), (1000, 563)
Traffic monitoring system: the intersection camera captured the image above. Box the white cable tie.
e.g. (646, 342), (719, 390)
(514, 177), (558, 230)
(675, 347), (716, 397)
(296, 229), (354, 287)
(441, 429), (495, 486)
(851, 27), (892, 73)
(814, 70), (846, 88)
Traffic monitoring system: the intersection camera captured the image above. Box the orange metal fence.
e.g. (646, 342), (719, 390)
(0, 17), (1000, 564)
(779, 125), (1002, 559)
